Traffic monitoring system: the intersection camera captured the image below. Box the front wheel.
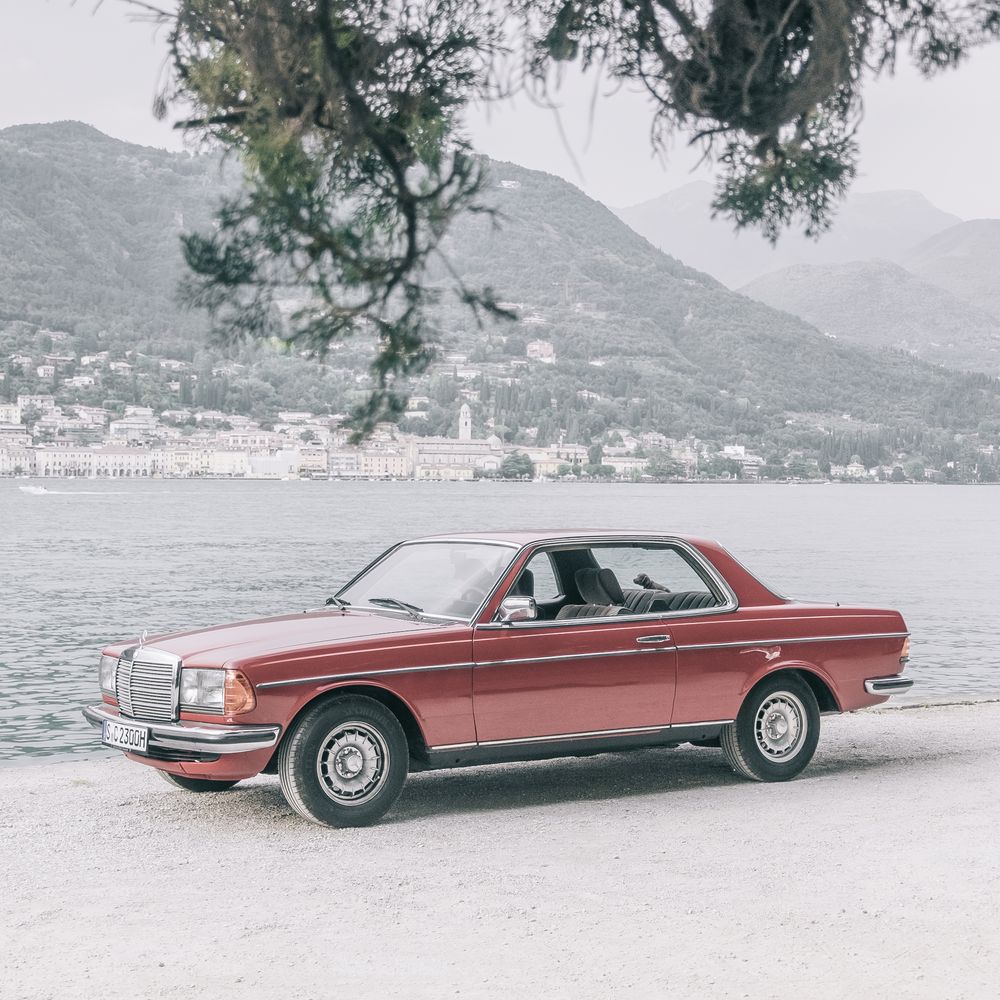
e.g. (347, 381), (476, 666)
(158, 771), (241, 792)
(721, 674), (820, 781)
(277, 695), (408, 827)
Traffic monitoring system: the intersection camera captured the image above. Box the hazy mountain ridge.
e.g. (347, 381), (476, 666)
(905, 220), (1000, 320)
(615, 181), (961, 288)
(3, 122), (1000, 462)
(740, 259), (1000, 374)
(618, 178), (1000, 376)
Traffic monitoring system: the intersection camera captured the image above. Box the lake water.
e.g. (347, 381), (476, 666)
(2, 479), (997, 762)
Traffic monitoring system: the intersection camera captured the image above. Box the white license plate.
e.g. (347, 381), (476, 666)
(102, 719), (150, 754)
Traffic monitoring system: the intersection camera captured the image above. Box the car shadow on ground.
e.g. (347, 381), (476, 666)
(205, 738), (944, 827)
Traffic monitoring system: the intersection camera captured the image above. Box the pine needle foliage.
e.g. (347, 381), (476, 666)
(130, 0), (1000, 433)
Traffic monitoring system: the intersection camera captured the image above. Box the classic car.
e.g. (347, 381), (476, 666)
(83, 531), (913, 827)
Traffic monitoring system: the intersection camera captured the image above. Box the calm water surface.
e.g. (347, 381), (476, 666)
(2, 479), (998, 761)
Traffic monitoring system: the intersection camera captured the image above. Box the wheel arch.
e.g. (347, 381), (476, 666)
(264, 682), (430, 773)
(741, 661), (841, 714)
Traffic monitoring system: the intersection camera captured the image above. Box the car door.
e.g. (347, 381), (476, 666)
(471, 545), (678, 743)
(472, 616), (677, 742)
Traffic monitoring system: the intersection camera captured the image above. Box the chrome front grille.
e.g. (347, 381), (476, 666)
(115, 651), (178, 721)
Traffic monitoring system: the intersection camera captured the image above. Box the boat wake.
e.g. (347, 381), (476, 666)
(18, 486), (127, 496)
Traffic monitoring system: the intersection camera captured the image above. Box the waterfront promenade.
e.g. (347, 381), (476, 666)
(4, 702), (998, 999)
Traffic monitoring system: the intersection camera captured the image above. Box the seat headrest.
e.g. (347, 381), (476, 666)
(575, 567), (609, 604)
(510, 569), (534, 597)
(597, 568), (625, 605)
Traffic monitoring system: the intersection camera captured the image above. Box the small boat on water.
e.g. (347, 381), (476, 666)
(18, 486), (50, 495)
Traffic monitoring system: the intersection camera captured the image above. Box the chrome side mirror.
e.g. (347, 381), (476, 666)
(498, 596), (538, 624)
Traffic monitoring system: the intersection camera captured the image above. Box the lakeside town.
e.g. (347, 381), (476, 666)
(0, 390), (973, 483)
(4, 313), (997, 483)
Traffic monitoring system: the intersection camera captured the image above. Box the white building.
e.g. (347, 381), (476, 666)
(0, 445), (32, 475)
(526, 339), (555, 363)
(604, 456), (649, 478)
(329, 450), (360, 478)
(109, 406), (160, 443)
(358, 450), (411, 478)
(33, 446), (153, 478)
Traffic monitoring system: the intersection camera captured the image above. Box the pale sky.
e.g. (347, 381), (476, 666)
(2, 0), (999, 217)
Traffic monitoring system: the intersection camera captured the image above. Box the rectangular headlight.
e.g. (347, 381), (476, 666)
(179, 668), (225, 712)
(99, 655), (117, 695)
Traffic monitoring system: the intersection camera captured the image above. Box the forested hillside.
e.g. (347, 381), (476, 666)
(3, 122), (1000, 472)
(0, 122), (226, 344)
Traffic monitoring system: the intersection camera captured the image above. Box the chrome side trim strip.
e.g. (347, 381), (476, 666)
(865, 675), (914, 695)
(257, 661), (475, 690)
(428, 718), (735, 751)
(256, 632), (908, 690)
(477, 724), (669, 747)
(476, 646), (673, 668)
(676, 631), (910, 652)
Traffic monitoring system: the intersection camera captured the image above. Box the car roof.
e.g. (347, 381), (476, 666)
(409, 529), (710, 547)
(398, 531), (785, 606)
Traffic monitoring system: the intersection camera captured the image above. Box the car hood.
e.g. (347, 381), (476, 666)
(109, 609), (444, 666)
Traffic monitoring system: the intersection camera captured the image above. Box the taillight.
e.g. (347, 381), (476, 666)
(900, 637), (910, 665)
(223, 670), (256, 715)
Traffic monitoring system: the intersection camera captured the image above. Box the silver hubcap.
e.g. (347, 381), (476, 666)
(754, 691), (807, 762)
(317, 722), (389, 805)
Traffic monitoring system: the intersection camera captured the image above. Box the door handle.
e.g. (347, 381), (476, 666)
(636, 634), (672, 645)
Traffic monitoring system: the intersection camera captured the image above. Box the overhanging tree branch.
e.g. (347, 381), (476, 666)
(122, 0), (1000, 434)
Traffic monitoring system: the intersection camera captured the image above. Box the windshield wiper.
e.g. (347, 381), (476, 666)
(325, 596), (350, 609)
(367, 596), (424, 619)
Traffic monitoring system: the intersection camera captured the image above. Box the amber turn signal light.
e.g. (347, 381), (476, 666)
(900, 637), (910, 665)
(223, 670), (257, 715)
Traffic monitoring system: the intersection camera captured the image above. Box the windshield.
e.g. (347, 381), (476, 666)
(338, 541), (516, 620)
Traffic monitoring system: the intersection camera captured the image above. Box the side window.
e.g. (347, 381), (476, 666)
(518, 551), (562, 602)
(593, 545), (718, 602)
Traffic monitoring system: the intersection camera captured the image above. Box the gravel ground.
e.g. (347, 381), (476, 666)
(2, 703), (999, 1000)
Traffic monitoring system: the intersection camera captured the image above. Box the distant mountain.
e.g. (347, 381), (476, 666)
(0, 120), (230, 343)
(616, 182), (961, 287)
(905, 220), (1000, 320)
(740, 260), (1000, 375)
(433, 162), (1000, 443)
(4, 122), (1000, 459)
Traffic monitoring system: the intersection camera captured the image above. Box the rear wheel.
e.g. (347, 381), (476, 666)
(158, 771), (241, 792)
(278, 695), (408, 828)
(721, 674), (820, 781)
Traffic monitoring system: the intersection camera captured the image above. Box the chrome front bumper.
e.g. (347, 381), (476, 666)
(82, 704), (281, 755)
(864, 675), (914, 696)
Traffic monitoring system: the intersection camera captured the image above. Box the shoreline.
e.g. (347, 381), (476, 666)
(4, 702), (1000, 998)
(5, 475), (997, 486)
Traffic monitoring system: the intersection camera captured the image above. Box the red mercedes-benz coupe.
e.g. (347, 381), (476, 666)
(84, 531), (912, 826)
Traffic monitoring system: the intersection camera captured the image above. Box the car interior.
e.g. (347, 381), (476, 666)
(501, 545), (724, 621)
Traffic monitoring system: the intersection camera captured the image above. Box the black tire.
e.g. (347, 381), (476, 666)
(158, 771), (241, 792)
(721, 673), (820, 782)
(278, 695), (408, 828)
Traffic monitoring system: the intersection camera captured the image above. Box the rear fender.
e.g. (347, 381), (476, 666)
(739, 658), (842, 712)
